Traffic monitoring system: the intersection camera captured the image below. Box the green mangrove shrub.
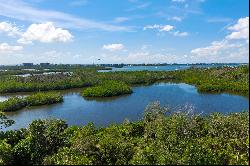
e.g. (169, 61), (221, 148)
(25, 92), (63, 106)
(0, 113), (15, 129)
(0, 102), (249, 165)
(82, 80), (133, 97)
(0, 97), (26, 112)
(0, 92), (63, 112)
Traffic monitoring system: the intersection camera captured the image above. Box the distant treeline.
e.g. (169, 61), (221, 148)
(0, 65), (248, 96)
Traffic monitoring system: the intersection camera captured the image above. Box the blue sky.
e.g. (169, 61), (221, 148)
(0, 0), (249, 65)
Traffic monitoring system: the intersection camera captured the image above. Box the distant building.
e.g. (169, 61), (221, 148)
(40, 63), (50, 67)
(22, 63), (34, 67)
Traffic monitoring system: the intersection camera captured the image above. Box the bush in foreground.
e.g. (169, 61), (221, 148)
(82, 80), (133, 97)
(0, 113), (15, 129)
(0, 102), (248, 165)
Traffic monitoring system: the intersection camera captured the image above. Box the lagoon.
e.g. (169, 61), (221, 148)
(2, 82), (248, 131)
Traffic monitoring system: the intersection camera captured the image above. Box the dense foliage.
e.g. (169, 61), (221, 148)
(0, 113), (15, 129)
(0, 102), (248, 165)
(0, 97), (26, 112)
(175, 66), (249, 96)
(82, 80), (133, 97)
(0, 65), (248, 96)
(0, 92), (63, 112)
(25, 92), (63, 106)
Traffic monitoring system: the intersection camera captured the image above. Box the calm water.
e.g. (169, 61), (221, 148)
(2, 83), (248, 131)
(98, 64), (246, 72)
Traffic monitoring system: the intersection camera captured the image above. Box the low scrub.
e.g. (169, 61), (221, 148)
(25, 92), (63, 106)
(0, 102), (248, 165)
(82, 80), (133, 97)
(0, 97), (26, 112)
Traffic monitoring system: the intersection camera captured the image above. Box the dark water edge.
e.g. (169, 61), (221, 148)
(1, 82), (248, 131)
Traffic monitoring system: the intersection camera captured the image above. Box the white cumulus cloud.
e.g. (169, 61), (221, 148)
(0, 22), (21, 37)
(160, 25), (174, 32)
(191, 40), (242, 56)
(143, 24), (189, 37)
(102, 43), (125, 51)
(226, 17), (249, 41)
(190, 40), (248, 63)
(17, 22), (73, 44)
(190, 17), (249, 63)
(0, 43), (23, 53)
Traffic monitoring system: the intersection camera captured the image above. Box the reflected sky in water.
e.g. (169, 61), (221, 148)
(2, 83), (249, 131)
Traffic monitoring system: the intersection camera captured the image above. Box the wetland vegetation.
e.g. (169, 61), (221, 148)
(82, 80), (132, 97)
(0, 65), (248, 96)
(0, 92), (63, 112)
(0, 64), (249, 165)
(0, 102), (248, 165)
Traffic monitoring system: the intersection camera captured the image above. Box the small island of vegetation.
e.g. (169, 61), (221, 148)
(0, 92), (63, 112)
(82, 80), (133, 97)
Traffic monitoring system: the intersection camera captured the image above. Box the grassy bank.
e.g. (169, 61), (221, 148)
(82, 80), (133, 97)
(0, 65), (248, 96)
(0, 102), (248, 165)
(0, 92), (63, 112)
